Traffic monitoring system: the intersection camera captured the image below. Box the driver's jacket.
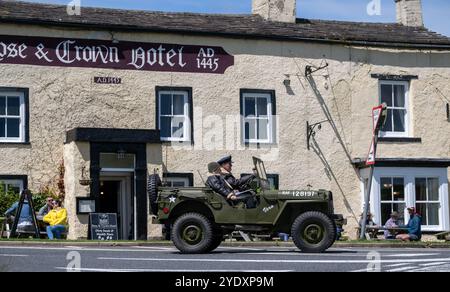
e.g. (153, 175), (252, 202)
(206, 174), (233, 198)
(221, 171), (255, 192)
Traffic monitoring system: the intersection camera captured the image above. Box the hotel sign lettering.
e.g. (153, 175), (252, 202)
(0, 35), (234, 74)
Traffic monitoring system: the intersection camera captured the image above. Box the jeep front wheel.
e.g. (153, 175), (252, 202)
(171, 213), (214, 254)
(291, 211), (336, 253)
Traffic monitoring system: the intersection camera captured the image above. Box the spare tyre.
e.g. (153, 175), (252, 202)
(148, 174), (162, 215)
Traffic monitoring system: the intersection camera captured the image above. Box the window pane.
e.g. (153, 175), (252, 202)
(160, 116), (171, 138)
(380, 178), (392, 201)
(416, 203), (427, 225)
(6, 118), (20, 138)
(257, 119), (269, 141)
(381, 203), (391, 226)
(393, 109), (406, 132)
(393, 178), (404, 201)
(0, 118), (5, 137)
(415, 178), (427, 201)
(100, 153), (135, 169)
(382, 109), (393, 132)
(0, 96), (5, 115)
(244, 98), (255, 117)
(393, 85), (405, 107)
(428, 203), (440, 225)
(428, 178), (439, 201)
(7, 96), (20, 116)
(171, 117), (185, 138)
(244, 119), (256, 140)
(173, 94), (185, 115)
(8, 185), (21, 194)
(160, 94), (172, 115)
(172, 181), (187, 187)
(394, 203), (406, 225)
(381, 84), (392, 106)
(256, 98), (268, 116)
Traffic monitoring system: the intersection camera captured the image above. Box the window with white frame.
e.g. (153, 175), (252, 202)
(157, 89), (191, 142)
(0, 180), (24, 195)
(241, 91), (275, 144)
(0, 92), (26, 143)
(163, 174), (193, 187)
(415, 177), (440, 226)
(379, 177), (407, 225)
(361, 167), (450, 232)
(379, 81), (409, 137)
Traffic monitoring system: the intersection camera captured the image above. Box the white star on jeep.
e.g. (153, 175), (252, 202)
(169, 196), (176, 203)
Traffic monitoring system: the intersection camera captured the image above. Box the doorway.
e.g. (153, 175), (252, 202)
(99, 173), (134, 240)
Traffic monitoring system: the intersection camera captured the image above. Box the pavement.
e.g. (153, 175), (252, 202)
(1, 244), (450, 272)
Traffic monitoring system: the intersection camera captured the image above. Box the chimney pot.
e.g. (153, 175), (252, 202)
(252, 0), (297, 23)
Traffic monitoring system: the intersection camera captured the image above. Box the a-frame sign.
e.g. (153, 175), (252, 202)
(10, 189), (40, 238)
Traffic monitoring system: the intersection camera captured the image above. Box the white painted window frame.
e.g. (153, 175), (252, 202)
(0, 180), (24, 194)
(165, 176), (190, 187)
(242, 92), (273, 144)
(0, 91), (26, 143)
(158, 90), (190, 142)
(360, 167), (450, 232)
(378, 80), (410, 138)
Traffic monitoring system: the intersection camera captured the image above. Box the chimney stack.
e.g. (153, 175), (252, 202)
(252, 0), (297, 23)
(395, 0), (424, 27)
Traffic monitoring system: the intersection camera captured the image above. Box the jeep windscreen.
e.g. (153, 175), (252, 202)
(252, 156), (270, 190)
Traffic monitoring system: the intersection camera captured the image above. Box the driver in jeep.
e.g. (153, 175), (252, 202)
(206, 158), (256, 208)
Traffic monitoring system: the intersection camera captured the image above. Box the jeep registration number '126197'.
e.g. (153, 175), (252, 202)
(280, 190), (319, 197)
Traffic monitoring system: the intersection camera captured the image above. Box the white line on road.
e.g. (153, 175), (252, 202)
(54, 267), (293, 272)
(0, 254), (28, 257)
(0, 246), (176, 253)
(419, 262), (447, 267)
(384, 253), (439, 257)
(385, 266), (417, 272)
(385, 263), (410, 267)
(97, 257), (450, 264)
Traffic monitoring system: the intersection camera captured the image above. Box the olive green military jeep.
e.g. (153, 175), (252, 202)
(149, 157), (344, 254)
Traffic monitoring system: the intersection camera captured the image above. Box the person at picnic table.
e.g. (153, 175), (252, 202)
(384, 211), (400, 240)
(396, 207), (422, 242)
(43, 200), (67, 240)
(358, 212), (378, 238)
(38, 197), (54, 217)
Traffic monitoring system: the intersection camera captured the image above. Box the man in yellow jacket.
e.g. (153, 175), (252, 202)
(43, 200), (67, 240)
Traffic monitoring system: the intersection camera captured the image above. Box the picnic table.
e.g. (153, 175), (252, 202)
(362, 226), (409, 240)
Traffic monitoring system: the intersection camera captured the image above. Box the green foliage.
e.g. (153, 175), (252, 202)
(0, 183), (51, 216)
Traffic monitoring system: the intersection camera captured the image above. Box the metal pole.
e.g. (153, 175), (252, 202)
(360, 134), (378, 240)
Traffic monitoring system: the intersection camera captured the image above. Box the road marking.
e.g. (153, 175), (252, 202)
(385, 266), (417, 272)
(385, 263), (410, 267)
(97, 257), (450, 264)
(54, 267), (293, 272)
(419, 262), (447, 267)
(384, 253), (439, 257)
(0, 246), (176, 253)
(0, 254), (28, 257)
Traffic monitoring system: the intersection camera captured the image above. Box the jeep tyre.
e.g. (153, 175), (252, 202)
(171, 213), (214, 254)
(148, 174), (161, 215)
(291, 211), (336, 253)
(207, 230), (224, 252)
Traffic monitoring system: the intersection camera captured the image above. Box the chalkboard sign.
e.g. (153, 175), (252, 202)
(90, 213), (118, 241)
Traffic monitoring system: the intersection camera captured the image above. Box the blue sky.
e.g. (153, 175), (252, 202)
(25, 0), (450, 36)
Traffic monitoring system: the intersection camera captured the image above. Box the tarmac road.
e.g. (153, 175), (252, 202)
(1, 244), (450, 272)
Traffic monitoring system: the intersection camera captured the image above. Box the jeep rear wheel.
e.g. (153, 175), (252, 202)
(291, 211), (336, 253)
(171, 213), (214, 254)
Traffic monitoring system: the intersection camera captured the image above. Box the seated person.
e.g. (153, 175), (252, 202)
(384, 211), (400, 240)
(43, 200), (68, 240)
(396, 207), (422, 242)
(38, 197), (54, 218)
(206, 162), (256, 208)
(217, 155), (255, 192)
(358, 212), (378, 238)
